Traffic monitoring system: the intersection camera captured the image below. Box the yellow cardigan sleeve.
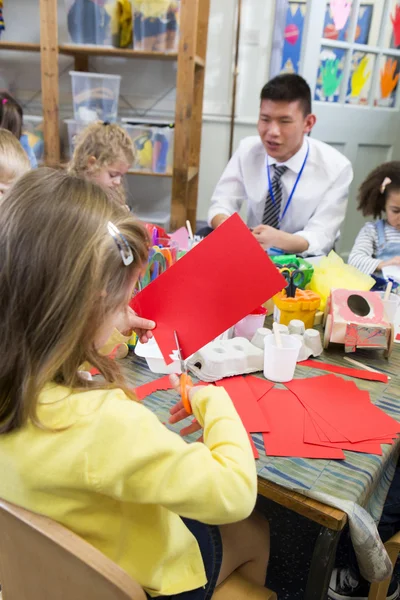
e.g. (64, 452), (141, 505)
(86, 386), (257, 525)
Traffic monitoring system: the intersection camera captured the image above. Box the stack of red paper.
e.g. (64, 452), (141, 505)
(211, 374), (400, 459)
(135, 373), (400, 460)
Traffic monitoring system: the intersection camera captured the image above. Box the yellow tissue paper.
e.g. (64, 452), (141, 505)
(309, 251), (375, 312)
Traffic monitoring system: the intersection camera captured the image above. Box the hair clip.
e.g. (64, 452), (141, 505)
(380, 177), (392, 194)
(2, 98), (8, 106)
(103, 121), (110, 126)
(107, 221), (134, 266)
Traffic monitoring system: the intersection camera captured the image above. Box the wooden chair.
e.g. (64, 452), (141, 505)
(368, 531), (400, 600)
(0, 500), (276, 600)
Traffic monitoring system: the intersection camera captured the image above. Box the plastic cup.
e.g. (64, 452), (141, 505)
(234, 314), (266, 341)
(263, 334), (302, 383)
(377, 291), (400, 324)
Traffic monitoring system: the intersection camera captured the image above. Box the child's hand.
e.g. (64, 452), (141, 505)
(168, 374), (204, 438)
(379, 256), (400, 269)
(118, 307), (155, 343)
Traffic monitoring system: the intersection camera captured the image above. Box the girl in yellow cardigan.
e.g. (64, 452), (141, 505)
(0, 168), (270, 599)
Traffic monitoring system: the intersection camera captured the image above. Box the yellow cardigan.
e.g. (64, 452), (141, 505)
(0, 384), (257, 597)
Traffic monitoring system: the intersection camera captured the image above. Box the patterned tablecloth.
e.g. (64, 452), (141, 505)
(122, 342), (400, 526)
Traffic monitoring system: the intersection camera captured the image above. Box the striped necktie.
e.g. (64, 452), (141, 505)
(262, 165), (288, 228)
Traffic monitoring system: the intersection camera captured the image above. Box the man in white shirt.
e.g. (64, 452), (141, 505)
(206, 74), (353, 256)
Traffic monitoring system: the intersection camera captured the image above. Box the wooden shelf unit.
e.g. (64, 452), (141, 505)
(0, 0), (210, 230)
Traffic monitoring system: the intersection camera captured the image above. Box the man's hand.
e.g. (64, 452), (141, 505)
(252, 225), (309, 254)
(118, 307), (155, 343)
(252, 225), (280, 249)
(211, 214), (230, 229)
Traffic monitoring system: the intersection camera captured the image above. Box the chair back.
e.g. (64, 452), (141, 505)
(0, 499), (147, 600)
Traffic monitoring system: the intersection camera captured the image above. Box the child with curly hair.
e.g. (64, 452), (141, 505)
(348, 161), (400, 275)
(68, 121), (134, 206)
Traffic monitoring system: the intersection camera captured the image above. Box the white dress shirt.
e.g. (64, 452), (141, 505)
(208, 136), (353, 256)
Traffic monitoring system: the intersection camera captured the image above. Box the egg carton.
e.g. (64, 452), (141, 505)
(187, 337), (264, 382)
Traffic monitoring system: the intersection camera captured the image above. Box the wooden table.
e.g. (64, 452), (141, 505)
(123, 341), (400, 600)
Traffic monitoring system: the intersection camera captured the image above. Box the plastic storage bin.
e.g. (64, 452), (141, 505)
(65, 0), (113, 46)
(22, 116), (44, 164)
(70, 71), (121, 123)
(123, 120), (174, 174)
(133, 1), (180, 52)
(64, 119), (89, 157)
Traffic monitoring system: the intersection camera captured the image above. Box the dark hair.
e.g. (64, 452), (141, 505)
(260, 74), (312, 116)
(0, 91), (23, 140)
(358, 161), (400, 219)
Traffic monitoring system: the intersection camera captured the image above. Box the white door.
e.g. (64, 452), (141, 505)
(299, 0), (400, 257)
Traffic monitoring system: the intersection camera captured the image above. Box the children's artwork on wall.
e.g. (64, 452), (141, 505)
(377, 56), (399, 108)
(281, 3), (307, 74)
(0, 0), (4, 38)
(280, 2), (372, 77)
(330, 0), (352, 33)
(391, 5), (400, 49)
(315, 47), (345, 102)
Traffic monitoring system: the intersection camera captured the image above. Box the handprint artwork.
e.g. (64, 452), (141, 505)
(350, 55), (371, 98)
(380, 58), (399, 101)
(321, 58), (343, 98)
(391, 5), (400, 49)
(330, 0), (352, 32)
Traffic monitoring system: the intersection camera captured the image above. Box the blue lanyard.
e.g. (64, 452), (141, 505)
(266, 140), (309, 224)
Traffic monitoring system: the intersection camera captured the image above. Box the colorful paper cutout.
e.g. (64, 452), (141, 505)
(134, 375), (173, 400)
(132, 214), (286, 364)
(330, 0), (351, 32)
(299, 359), (388, 383)
(381, 58), (399, 100)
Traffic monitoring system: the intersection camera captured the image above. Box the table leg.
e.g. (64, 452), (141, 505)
(304, 526), (343, 600)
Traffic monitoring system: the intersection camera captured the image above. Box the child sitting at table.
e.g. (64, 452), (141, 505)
(68, 121), (134, 207)
(0, 90), (38, 168)
(0, 168), (271, 600)
(348, 162), (400, 275)
(0, 127), (30, 196)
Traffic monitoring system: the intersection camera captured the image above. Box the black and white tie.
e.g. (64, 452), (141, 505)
(262, 165), (288, 228)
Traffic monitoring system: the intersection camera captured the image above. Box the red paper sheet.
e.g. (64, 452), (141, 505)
(215, 376), (270, 433)
(258, 389), (345, 459)
(286, 376), (400, 443)
(303, 413), (385, 455)
(134, 375), (173, 400)
(300, 359), (388, 383)
(245, 376), (275, 401)
(131, 214), (286, 364)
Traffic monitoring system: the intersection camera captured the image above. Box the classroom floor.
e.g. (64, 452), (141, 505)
(261, 496), (400, 599)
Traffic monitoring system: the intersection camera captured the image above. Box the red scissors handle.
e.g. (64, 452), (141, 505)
(180, 372), (193, 415)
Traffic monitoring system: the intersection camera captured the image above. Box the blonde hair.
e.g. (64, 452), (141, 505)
(0, 128), (30, 186)
(69, 121), (135, 176)
(0, 168), (149, 433)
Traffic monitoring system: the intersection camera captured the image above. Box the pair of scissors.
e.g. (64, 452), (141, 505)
(173, 330), (193, 415)
(279, 267), (305, 298)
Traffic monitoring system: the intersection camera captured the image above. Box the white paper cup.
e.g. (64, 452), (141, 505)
(377, 292), (400, 324)
(251, 327), (272, 349)
(288, 319), (305, 335)
(304, 329), (323, 356)
(234, 313), (266, 341)
(275, 323), (289, 335)
(263, 334), (302, 382)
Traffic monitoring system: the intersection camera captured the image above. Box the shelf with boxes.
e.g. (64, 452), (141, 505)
(0, 0), (210, 229)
